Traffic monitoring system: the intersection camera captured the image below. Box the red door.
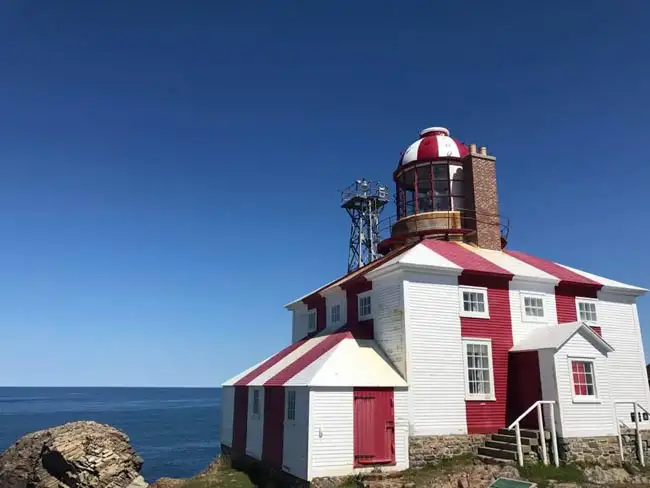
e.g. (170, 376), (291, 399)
(353, 388), (395, 467)
(262, 387), (285, 469)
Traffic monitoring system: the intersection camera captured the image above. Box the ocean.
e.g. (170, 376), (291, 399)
(0, 387), (221, 482)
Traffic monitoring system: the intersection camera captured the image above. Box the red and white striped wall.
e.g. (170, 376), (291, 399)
(365, 239), (647, 436)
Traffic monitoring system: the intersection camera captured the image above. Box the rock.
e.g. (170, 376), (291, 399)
(0, 421), (146, 488)
(582, 465), (630, 485)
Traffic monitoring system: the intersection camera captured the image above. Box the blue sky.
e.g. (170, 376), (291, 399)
(1, 1), (649, 386)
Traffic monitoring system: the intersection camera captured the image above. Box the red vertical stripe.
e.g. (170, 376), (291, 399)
(262, 387), (285, 469)
(264, 330), (352, 386)
(304, 294), (327, 333)
(460, 275), (512, 434)
(417, 135), (439, 160)
(232, 386), (248, 455)
(344, 279), (374, 339)
(556, 284), (600, 324)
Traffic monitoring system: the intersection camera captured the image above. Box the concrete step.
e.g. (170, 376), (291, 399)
(497, 428), (550, 440)
(476, 454), (517, 466)
(485, 440), (531, 453)
(477, 446), (518, 461)
(491, 433), (539, 446)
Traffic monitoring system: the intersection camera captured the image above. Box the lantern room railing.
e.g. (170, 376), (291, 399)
(378, 209), (510, 242)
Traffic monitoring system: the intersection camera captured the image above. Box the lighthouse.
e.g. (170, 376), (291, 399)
(221, 124), (650, 485)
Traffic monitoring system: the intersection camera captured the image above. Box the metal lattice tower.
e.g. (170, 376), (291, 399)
(340, 179), (390, 272)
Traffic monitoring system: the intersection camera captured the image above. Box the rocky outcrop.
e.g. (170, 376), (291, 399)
(0, 421), (147, 488)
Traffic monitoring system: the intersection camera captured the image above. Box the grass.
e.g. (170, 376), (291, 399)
(400, 454), (475, 485)
(518, 462), (586, 488)
(182, 469), (255, 488)
(154, 462), (257, 488)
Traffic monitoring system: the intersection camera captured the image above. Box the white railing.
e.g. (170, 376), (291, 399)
(613, 401), (650, 467)
(507, 400), (559, 467)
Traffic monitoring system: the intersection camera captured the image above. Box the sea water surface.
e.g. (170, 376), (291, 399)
(0, 387), (221, 482)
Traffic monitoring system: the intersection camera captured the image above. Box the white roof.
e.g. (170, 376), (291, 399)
(223, 326), (406, 388)
(295, 339), (407, 388)
(511, 321), (614, 354)
(557, 263), (647, 294)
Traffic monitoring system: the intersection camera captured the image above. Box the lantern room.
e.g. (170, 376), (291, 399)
(381, 126), (506, 252)
(395, 127), (468, 217)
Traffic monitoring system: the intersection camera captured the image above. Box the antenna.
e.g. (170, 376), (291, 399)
(340, 179), (390, 272)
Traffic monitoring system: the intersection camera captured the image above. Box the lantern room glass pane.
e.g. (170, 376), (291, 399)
(417, 165), (432, 212)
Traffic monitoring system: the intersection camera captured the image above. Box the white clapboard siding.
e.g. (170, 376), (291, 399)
(308, 388), (354, 479)
(307, 387), (409, 480)
(404, 274), (467, 435)
(554, 331), (616, 437)
(283, 387), (309, 480)
(373, 277), (407, 378)
(220, 386), (234, 447)
(538, 349), (561, 434)
(509, 281), (558, 346)
(597, 293), (650, 429)
(245, 387), (264, 460)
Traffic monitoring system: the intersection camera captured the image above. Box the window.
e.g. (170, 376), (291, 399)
(358, 293), (372, 319)
(331, 304), (341, 324)
(577, 300), (598, 322)
(463, 339), (495, 401)
(252, 389), (260, 416)
(459, 286), (489, 318)
(287, 390), (296, 421)
(521, 294), (545, 321)
(571, 360), (597, 398)
(307, 309), (317, 332)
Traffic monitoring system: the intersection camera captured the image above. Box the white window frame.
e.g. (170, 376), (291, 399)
(520, 292), (546, 323)
(462, 338), (496, 401)
(307, 309), (317, 332)
(252, 388), (261, 418)
(576, 298), (598, 323)
(459, 286), (490, 319)
(286, 389), (296, 421)
(568, 356), (600, 404)
(358, 291), (372, 320)
(330, 303), (341, 325)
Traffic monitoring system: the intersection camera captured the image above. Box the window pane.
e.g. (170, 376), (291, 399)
(572, 361), (596, 396)
(434, 196), (451, 211)
(465, 341), (492, 397)
(434, 180), (450, 196)
(433, 165), (448, 180)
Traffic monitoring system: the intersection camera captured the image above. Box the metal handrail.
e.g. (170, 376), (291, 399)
(613, 401), (649, 466)
(507, 400), (559, 467)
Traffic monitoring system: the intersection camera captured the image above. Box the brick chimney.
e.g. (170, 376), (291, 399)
(463, 145), (502, 250)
